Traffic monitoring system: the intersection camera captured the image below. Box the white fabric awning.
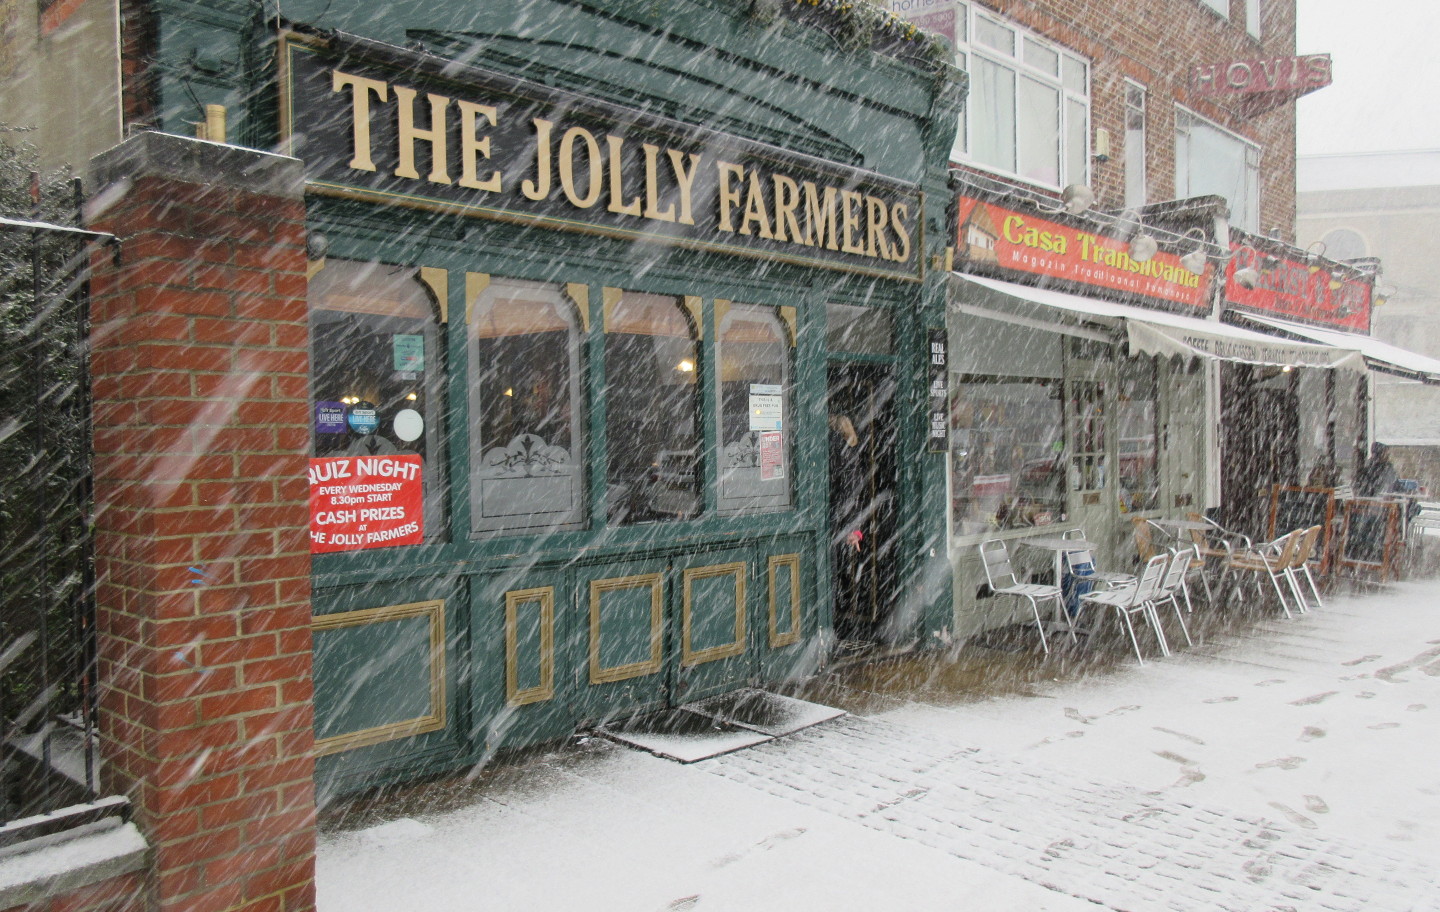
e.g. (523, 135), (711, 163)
(1238, 313), (1440, 384)
(952, 274), (1368, 373)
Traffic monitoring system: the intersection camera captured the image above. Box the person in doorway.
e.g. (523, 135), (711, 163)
(829, 413), (869, 643)
(1357, 443), (1399, 497)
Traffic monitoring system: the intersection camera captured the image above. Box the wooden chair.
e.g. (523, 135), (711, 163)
(1132, 515), (1160, 562)
(1224, 530), (1307, 618)
(1286, 524), (1324, 613)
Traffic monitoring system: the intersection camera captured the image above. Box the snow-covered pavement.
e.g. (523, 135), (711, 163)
(318, 581), (1440, 911)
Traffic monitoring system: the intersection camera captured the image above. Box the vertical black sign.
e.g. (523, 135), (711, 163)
(927, 329), (949, 454)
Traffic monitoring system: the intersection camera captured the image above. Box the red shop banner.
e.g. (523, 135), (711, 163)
(1225, 242), (1371, 332)
(309, 454), (424, 553)
(956, 197), (1211, 311)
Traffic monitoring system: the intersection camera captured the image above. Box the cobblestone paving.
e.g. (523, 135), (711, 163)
(701, 714), (1440, 911)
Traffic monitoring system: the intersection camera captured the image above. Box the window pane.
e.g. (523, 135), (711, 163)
(1066, 97), (1088, 188)
(1200, 0), (1227, 14)
(974, 16), (1015, 54)
(1246, 0), (1261, 37)
(972, 57), (1017, 173)
(1069, 380), (1106, 492)
(1018, 76), (1059, 186)
(826, 303), (893, 355)
(469, 278), (585, 535)
(950, 377), (1064, 534)
(1117, 361), (1159, 513)
(605, 292), (700, 525)
(1062, 56), (1087, 94)
(1023, 38), (1059, 75)
(309, 259), (446, 542)
(1124, 85), (1146, 208)
(718, 304), (792, 514)
(954, 2), (968, 43)
(1180, 115), (1258, 230)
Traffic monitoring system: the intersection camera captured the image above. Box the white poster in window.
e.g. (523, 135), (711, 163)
(759, 431), (785, 481)
(749, 383), (783, 431)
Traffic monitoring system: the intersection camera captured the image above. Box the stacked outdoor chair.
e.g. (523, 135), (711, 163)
(1150, 546), (1197, 649)
(1223, 528), (1313, 618)
(980, 539), (1065, 654)
(1077, 552), (1171, 665)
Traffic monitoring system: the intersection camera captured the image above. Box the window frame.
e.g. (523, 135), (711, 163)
(1123, 79), (1147, 210)
(1173, 104), (1262, 232)
(950, 2), (1091, 191)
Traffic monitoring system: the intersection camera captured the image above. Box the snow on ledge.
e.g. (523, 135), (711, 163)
(0, 818), (148, 910)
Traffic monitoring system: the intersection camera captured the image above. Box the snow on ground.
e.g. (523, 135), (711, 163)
(317, 579), (1440, 911)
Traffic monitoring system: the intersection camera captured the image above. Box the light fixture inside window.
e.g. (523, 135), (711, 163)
(503, 388), (514, 397)
(406, 392), (418, 401)
(676, 359), (696, 373)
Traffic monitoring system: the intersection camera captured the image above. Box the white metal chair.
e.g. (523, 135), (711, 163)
(979, 539), (1065, 654)
(1150, 547), (1196, 649)
(1061, 528), (1136, 589)
(1078, 552), (1171, 665)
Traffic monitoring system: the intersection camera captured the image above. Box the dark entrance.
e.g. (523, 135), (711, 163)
(1220, 364), (1300, 535)
(827, 363), (899, 644)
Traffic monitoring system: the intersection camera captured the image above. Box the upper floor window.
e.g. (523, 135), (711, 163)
(1175, 106), (1261, 232)
(1198, 0), (1227, 15)
(1124, 80), (1147, 209)
(951, 3), (1090, 190)
(1245, 0), (1261, 38)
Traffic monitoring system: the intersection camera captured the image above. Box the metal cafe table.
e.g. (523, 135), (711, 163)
(1019, 534), (1099, 634)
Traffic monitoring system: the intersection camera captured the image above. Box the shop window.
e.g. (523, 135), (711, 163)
(469, 278), (585, 535)
(309, 259), (446, 541)
(604, 292), (701, 525)
(951, 5), (1090, 190)
(949, 376), (1065, 535)
(1069, 380), (1106, 492)
(717, 303), (793, 514)
(1124, 81), (1146, 209)
(1116, 362), (1160, 513)
(1175, 106), (1260, 232)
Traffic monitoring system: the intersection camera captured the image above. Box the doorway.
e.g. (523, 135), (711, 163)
(827, 363), (899, 644)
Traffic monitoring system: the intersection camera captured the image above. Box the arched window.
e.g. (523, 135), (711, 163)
(1321, 228), (1368, 262)
(469, 278), (585, 535)
(604, 292), (700, 525)
(717, 303), (793, 513)
(308, 259), (446, 544)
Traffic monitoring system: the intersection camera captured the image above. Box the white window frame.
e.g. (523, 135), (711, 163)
(950, 2), (1091, 191)
(1174, 105), (1261, 232)
(1245, 0), (1262, 38)
(1123, 79), (1146, 209)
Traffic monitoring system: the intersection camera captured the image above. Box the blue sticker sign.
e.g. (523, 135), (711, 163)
(347, 402), (379, 434)
(316, 401), (347, 434)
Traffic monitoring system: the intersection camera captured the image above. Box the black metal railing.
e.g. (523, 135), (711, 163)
(0, 176), (117, 835)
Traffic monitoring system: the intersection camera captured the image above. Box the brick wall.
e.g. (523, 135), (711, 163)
(969, 0), (1299, 237)
(84, 132), (315, 912)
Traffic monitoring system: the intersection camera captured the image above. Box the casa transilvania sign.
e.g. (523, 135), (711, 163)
(279, 32), (923, 281)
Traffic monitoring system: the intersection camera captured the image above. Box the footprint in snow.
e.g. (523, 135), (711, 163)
(1341, 654), (1381, 666)
(1304, 795), (1330, 814)
(1154, 750), (1193, 765)
(1255, 756), (1305, 770)
(1355, 691), (1377, 700)
(1298, 726), (1325, 742)
(1064, 707), (1095, 725)
(1203, 695), (1239, 704)
(1174, 767), (1206, 787)
(1255, 679), (1286, 687)
(1154, 726), (1205, 745)
(1408, 704), (1427, 712)
(1107, 704), (1142, 715)
(1368, 722), (1401, 730)
(1290, 691), (1338, 706)
(667, 896), (701, 910)
(1269, 801), (1318, 829)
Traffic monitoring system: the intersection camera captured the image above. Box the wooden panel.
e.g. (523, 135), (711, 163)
(505, 586), (555, 706)
(589, 573), (664, 683)
(682, 561), (746, 666)
(767, 553), (802, 647)
(313, 600), (446, 756)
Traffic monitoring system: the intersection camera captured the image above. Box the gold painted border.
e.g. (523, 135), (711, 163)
(682, 562), (747, 666)
(565, 283), (591, 332)
(418, 266), (449, 323)
(464, 272), (491, 324)
(505, 587), (556, 706)
(589, 573), (664, 684)
(767, 554), (802, 648)
(312, 599), (446, 756)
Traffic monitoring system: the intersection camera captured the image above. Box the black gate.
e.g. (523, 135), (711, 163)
(0, 175), (116, 836)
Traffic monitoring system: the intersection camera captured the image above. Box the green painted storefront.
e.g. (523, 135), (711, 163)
(140, 0), (963, 795)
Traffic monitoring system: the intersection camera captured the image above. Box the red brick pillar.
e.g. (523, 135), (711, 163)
(85, 132), (315, 912)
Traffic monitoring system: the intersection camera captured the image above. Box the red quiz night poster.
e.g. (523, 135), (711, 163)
(309, 454), (424, 553)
